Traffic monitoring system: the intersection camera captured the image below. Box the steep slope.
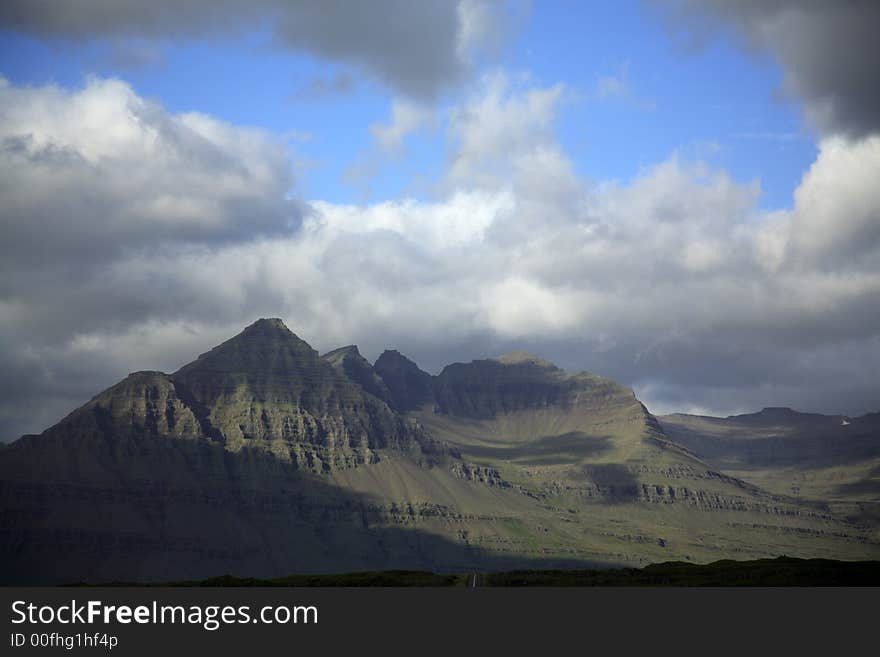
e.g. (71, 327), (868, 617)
(1, 323), (877, 584)
(427, 351), (674, 462)
(413, 354), (879, 565)
(660, 408), (880, 472)
(0, 322), (551, 583)
(172, 319), (424, 469)
(660, 409), (880, 533)
(321, 345), (393, 406)
(373, 349), (434, 412)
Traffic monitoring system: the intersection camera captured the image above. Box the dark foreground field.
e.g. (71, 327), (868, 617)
(64, 557), (880, 587)
(483, 556), (880, 586)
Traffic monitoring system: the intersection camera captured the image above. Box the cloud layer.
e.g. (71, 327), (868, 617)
(0, 0), (500, 99)
(1, 73), (879, 440)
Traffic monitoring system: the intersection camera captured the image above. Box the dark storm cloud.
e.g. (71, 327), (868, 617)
(0, 0), (487, 99)
(653, 0), (880, 138)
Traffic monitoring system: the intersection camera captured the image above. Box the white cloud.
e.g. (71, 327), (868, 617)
(681, 240), (724, 272)
(744, 134), (880, 272)
(369, 100), (435, 154)
(312, 188), (513, 248)
(0, 76), (299, 273)
(481, 278), (587, 338)
(790, 135), (880, 263)
(752, 209), (791, 272)
(1, 74), (879, 439)
(446, 72), (568, 191)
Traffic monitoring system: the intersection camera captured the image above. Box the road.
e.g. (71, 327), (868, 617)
(468, 572), (483, 588)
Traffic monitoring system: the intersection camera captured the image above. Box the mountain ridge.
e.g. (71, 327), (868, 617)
(1, 318), (878, 584)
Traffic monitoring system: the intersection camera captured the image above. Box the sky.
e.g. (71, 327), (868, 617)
(0, 0), (878, 440)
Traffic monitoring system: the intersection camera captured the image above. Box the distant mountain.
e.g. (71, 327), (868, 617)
(660, 407), (880, 471)
(660, 408), (880, 533)
(1, 319), (878, 584)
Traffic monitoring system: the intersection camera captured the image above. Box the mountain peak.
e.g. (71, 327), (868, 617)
(244, 317), (290, 332)
(493, 351), (558, 369)
(322, 344), (362, 362)
(374, 349), (434, 412)
(174, 317), (316, 382)
(168, 321), (421, 460)
(321, 345), (392, 404)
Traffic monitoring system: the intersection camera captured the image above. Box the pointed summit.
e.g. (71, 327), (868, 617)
(170, 319), (422, 458)
(322, 344), (363, 366)
(321, 345), (392, 403)
(175, 317), (317, 384)
(235, 317), (296, 342)
(249, 317), (289, 330)
(3, 319), (878, 585)
(173, 319), (367, 447)
(374, 349), (434, 412)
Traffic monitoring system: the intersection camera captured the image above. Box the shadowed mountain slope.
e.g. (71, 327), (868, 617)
(660, 408), (880, 535)
(321, 344), (393, 406)
(373, 349), (434, 412)
(660, 408), (880, 472)
(171, 319), (431, 469)
(1, 321), (878, 584)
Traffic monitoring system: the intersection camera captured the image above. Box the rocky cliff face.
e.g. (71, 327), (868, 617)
(1, 319), (877, 584)
(169, 319), (428, 470)
(659, 408), (880, 527)
(321, 345), (393, 406)
(373, 349), (434, 412)
(432, 352), (633, 419)
(660, 408), (880, 470)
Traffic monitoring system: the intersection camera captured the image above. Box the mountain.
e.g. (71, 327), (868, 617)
(373, 349), (434, 412)
(321, 344), (393, 407)
(1, 319), (878, 584)
(660, 408), (880, 536)
(172, 318), (441, 468)
(659, 407), (880, 471)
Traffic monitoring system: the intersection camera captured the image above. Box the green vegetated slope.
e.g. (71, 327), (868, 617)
(660, 409), (880, 539)
(1, 319), (878, 584)
(408, 355), (879, 568)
